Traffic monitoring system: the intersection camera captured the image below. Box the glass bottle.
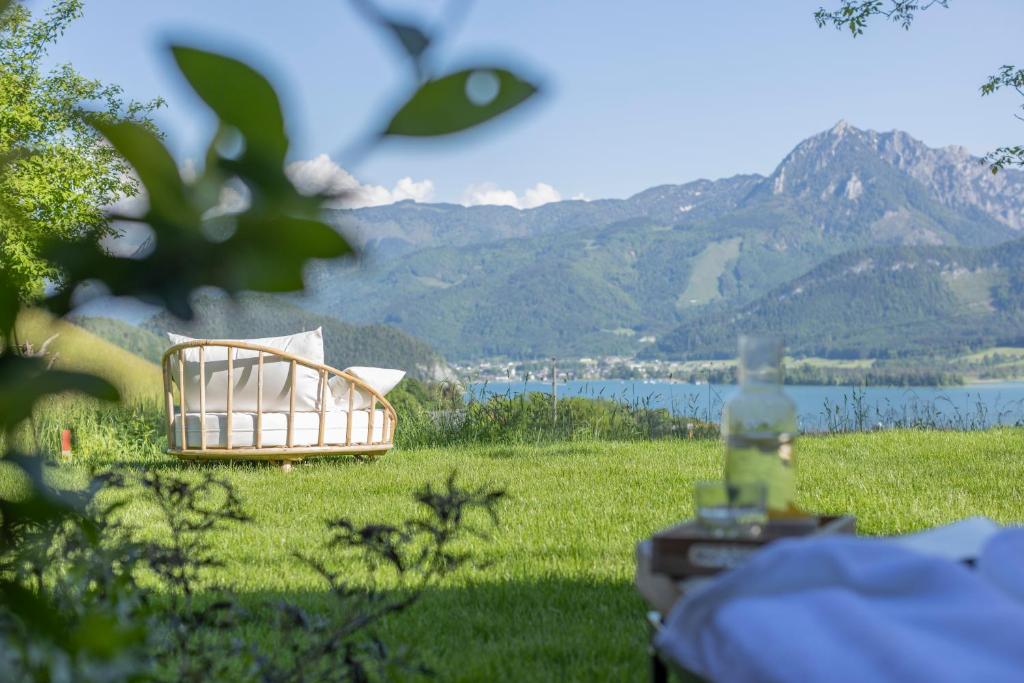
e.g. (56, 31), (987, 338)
(722, 335), (798, 513)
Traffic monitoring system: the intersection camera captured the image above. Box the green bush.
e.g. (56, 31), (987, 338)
(394, 386), (719, 448)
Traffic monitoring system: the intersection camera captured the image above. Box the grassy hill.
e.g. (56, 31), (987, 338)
(15, 309), (162, 401)
(73, 316), (168, 364)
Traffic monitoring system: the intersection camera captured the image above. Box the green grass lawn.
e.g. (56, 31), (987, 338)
(28, 429), (1024, 682)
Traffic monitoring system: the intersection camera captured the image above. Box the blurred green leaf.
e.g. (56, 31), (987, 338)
(45, 212), (349, 320)
(71, 612), (148, 657)
(351, 0), (431, 69)
(228, 215), (352, 292)
(0, 268), (19, 339)
(0, 454), (80, 540)
(0, 355), (119, 433)
(44, 236), (197, 320)
(386, 21), (431, 61)
(384, 67), (538, 137)
(91, 119), (197, 226)
(0, 581), (67, 642)
(171, 45), (289, 167)
(46, 50), (352, 320)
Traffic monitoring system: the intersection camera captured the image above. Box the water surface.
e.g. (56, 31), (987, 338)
(468, 380), (1024, 431)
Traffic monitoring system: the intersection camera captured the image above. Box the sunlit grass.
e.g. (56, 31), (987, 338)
(16, 430), (1024, 682)
(15, 309), (163, 402)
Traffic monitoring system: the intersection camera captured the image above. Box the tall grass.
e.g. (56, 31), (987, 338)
(397, 381), (1024, 448)
(394, 389), (718, 448)
(3, 396), (167, 463)
(16, 382), (1024, 463)
(809, 386), (1024, 432)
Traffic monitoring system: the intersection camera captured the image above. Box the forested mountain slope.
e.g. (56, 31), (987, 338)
(654, 239), (1024, 359)
(301, 122), (1023, 359)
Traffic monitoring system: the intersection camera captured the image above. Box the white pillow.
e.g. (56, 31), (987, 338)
(168, 329), (325, 413)
(328, 366), (406, 410)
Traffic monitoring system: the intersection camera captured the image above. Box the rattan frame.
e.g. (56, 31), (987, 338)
(162, 340), (397, 463)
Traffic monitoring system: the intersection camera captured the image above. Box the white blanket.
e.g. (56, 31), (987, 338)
(656, 527), (1024, 683)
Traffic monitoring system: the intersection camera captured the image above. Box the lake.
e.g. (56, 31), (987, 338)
(467, 380), (1024, 431)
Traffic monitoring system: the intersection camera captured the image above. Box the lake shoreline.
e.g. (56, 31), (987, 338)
(468, 380), (1024, 430)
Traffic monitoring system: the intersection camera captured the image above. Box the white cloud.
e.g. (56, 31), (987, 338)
(99, 157), (435, 258)
(460, 181), (563, 210)
(285, 154), (434, 208)
(460, 182), (520, 208)
(522, 182), (562, 208)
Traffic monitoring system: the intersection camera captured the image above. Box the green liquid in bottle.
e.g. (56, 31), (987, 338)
(724, 431), (795, 512)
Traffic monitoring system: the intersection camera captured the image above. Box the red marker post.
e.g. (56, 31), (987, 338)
(60, 429), (72, 459)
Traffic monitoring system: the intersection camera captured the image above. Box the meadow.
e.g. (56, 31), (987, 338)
(8, 316), (1024, 680)
(9, 426), (1023, 681)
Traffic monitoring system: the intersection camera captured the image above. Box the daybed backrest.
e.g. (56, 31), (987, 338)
(168, 329), (325, 412)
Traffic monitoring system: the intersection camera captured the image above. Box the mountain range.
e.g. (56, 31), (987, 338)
(299, 121), (1024, 360)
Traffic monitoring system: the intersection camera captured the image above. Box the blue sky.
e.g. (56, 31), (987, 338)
(44, 0), (1024, 205)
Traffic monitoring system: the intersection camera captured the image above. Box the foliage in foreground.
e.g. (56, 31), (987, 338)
(0, 466), (504, 681)
(0, 0), (161, 298)
(0, 0), (539, 674)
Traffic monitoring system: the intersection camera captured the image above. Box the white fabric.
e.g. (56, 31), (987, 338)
(656, 529), (1024, 683)
(167, 329), (325, 413)
(172, 409), (386, 448)
(328, 366), (406, 410)
(888, 516), (1001, 561)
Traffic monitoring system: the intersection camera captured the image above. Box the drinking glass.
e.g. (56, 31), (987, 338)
(694, 481), (768, 537)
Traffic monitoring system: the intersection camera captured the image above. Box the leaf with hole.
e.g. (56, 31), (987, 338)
(384, 67), (538, 137)
(171, 45), (289, 167)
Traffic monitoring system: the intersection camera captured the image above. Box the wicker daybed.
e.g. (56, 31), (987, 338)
(161, 329), (400, 468)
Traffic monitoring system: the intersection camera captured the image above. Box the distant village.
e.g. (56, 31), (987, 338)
(451, 356), (733, 384)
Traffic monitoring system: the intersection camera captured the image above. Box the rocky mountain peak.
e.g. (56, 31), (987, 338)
(829, 119), (852, 136)
(759, 122), (1024, 230)
(869, 129), (1024, 229)
(761, 120), (885, 199)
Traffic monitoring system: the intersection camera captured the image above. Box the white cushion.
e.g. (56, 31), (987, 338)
(171, 409), (386, 448)
(328, 366), (406, 410)
(167, 329), (325, 413)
